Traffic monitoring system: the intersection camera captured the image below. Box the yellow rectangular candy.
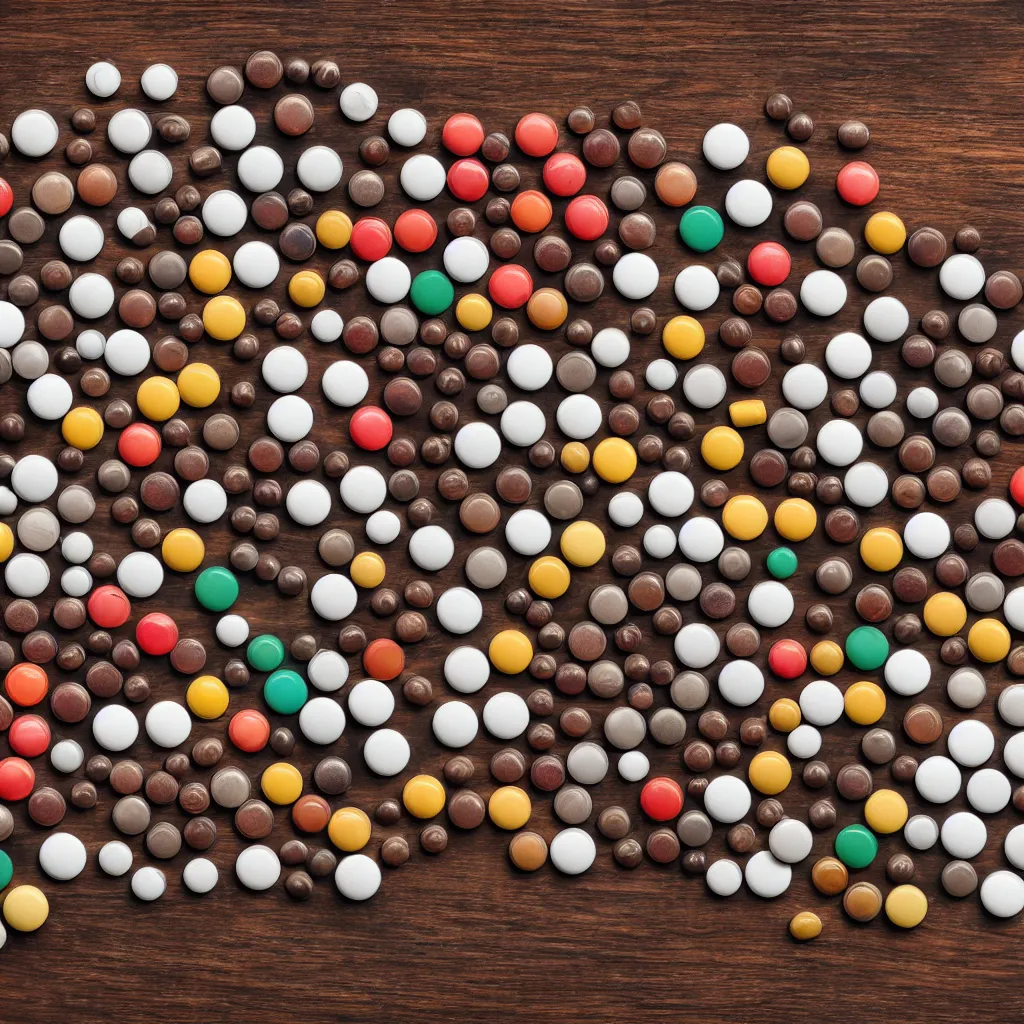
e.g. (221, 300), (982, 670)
(729, 400), (766, 427)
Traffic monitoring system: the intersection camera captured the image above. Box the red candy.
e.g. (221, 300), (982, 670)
(542, 152), (587, 196)
(8, 715), (51, 758)
(747, 241), (792, 286)
(363, 638), (405, 681)
(136, 612), (179, 656)
(836, 161), (880, 206)
(768, 638), (808, 679)
(87, 585), (132, 628)
(1010, 466), (1024, 506)
(228, 709), (270, 753)
(0, 178), (14, 218)
(349, 406), (393, 451)
(349, 216), (392, 261)
(118, 422), (162, 467)
(564, 195), (609, 241)
(442, 113), (485, 156)
(393, 209), (437, 253)
(514, 112), (559, 157)
(0, 757), (35, 801)
(640, 777), (684, 821)
(488, 264), (534, 309)
(446, 158), (490, 202)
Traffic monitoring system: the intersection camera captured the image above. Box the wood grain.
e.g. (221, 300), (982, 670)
(2, 1), (1024, 1022)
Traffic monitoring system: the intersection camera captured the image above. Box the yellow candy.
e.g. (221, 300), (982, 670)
(701, 425), (744, 471)
(289, 270), (326, 308)
(402, 774), (446, 819)
(748, 750), (792, 795)
(328, 807), (372, 851)
(885, 884), (928, 928)
(488, 786), (532, 829)
(136, 376), (180, 421)
(766, 145), (810, 189)
(2, 885), (49, 931)
(186, 675), (229, 719)
(721, 494), (768, 541)
(176, 362), (220, 408)
(968, 618), (1011, 663)
(810, 640), (844, 675)
(526, 287), (568, 330)
(316, 209), (353, 249)
(592, 437), (636, 483)
(923, 591), (967, 637)
(188, 249), (232, 294)
(789, 911), (822, 941)
(489, 629), (534, 674)
(769, 698), (801, 733)
(350, 551), (386, 588)
(0, 522), (13, 562)
(560, 520), (605, 567)
(662, 315), (704, 359)
(864, 212), (907, 255)
(161, 528), (205, 571)
(773, 498), (816, 541)
(864, 789), (909, 834)
(261, 761), (303, 805)
(202, 294), (246, 341)
(528, 556), (571, 599)
(61, 406), (104, 449)
(455, 292), (492, 331)
(560, 441), (590, 474)
(729, 399), (766, 427)
(860, 526), (903, 571)
(844, 680), (886, 725)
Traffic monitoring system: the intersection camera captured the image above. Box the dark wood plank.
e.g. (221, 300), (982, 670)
(2, 2), (1024, 1022)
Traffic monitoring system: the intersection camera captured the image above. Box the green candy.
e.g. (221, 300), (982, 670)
(835, 824), (878, 869)
(0, 850), (12, 891)
(409, 270), (454, 314)
(845, 626), (889, 671)
(264, 669), (308, 715)
(247, 634), (285, 672)
(766, 546), (798, 579)
(194, 566), (239, 612)
(679, 206), (724, 252)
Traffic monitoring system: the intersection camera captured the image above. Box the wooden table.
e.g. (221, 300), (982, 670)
(2, 1), (1024, 1021)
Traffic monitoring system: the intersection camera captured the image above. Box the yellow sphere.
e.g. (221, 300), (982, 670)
(885, 885), (928, 928)
(202, 294), (246, 341)
(662, 315), (704, 359)
(729, 399), (766, 427)
(161, 528), (205, 571)
(2, 885), (49, 931)
(186, 675), (229, 719)
(0, 522), (13, 562)
(769, 698), (801, 733)
(61, 406), (104, 449)
(328, 807), (372, 851)
(701, 425), (744, 471)
(488, 786), (532, 829)
(968, 618), (1011, 663)
(864, 212), (907, 255)
(844, 680), (886, 725)
(560, 520), (606, 567)
(923, 591), (967, 637)
(176, 362), (221, 408)
(261, 761), (304, 805)
(316, 209), (353, 249)
(860, 527), (903, 571)
(402, 774), (446, 819)
(774, 498), (816, 542)
(766, 145), (810, 189)
(289, 270), (326, 308)
(136, 376), (180, 421)
(789, 911), (822, 941)
(188, 249), (232, 294)
(560, 441), (590, 474)
(810, 640), (844, 675)
(528, 556), (571, 599)
(350, 551), (386, 588)
(489, 630), (534, 674)
(864, 789), (909, 834)
(722, 494), (768, 541)
(455, 292), (492, 331)
(592, 437), (636, 483)
(748, 750), (792, 795)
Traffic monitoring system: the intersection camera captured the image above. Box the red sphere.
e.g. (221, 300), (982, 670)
(442, 113), (485, 156)
(488, 264), (534, 309)
(640, 776), (684, 821)
(349, 406), (393, 451)
(514, 112), (559, 157)
(349, 217), (392, 261)
(1010, 466), (1024, 506)
(0, 757), (35, 800)
(8, 714), (51, 758)
(836, 161), (880, 206)
(747, 241), (792, 286)
(118, 423), (162, 467)
(446, 159), (490, 202)
(87, 585), (132, 628)
(0, 178), (14, 218)
(136, 612), (180, 656)
(768, 638), (808, 679)
(564, 194), (609, 241)
(542, 152), (587, 196)
(393, 209), (437, 253)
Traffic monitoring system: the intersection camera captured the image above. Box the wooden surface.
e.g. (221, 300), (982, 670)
(2, 1), (1024, 1021)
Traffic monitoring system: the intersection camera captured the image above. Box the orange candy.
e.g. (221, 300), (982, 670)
(526, 287), (568, 330)
(510, 190), (553, 233)
(228, 709), (271, 752)
(393, 209), (438, 253)
(4, 663), (48, 707)
(292, 793), (332, 832)
(363, 638), (405, 680)
(514, 112), (559, 157)
(655, 162), (698, 206)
